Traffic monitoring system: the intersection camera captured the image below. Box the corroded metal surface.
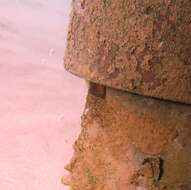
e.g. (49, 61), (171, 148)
(64, 87), (191, 189)
(64, 0), (191, 104)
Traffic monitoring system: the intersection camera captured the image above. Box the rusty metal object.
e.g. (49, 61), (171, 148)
(65, 88), (191, 190)
(64, 0), (191, 104)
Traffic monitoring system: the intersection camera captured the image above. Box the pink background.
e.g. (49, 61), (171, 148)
(0, 0), (86, 189)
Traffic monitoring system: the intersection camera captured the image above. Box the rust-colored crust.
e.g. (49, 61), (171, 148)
(64, 0), (191, 104)
(65, 88), (191, 189)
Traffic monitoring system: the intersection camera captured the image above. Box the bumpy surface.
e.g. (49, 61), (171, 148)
(64, 0), (191, 104)
(65, 87), (191, 190)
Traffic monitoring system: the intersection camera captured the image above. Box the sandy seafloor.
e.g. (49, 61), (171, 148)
(0, 0), (86, 189)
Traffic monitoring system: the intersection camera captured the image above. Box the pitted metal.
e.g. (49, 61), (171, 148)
(64, 0), (191, 104)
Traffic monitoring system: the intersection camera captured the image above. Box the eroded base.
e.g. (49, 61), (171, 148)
(64, 87), (191, 190)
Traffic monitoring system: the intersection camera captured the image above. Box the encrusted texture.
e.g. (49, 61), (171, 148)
(64, 88), (191, 190)
(64, 0), (191, 104)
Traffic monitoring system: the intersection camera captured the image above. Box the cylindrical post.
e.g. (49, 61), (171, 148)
(63, 0), (191, 189)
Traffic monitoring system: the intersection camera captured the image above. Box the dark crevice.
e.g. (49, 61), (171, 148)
(158, 158), (164, 181)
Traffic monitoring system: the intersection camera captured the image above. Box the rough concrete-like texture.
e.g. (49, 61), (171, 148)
(64, 0), (191, 104)
(64, 87), (191, 190)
